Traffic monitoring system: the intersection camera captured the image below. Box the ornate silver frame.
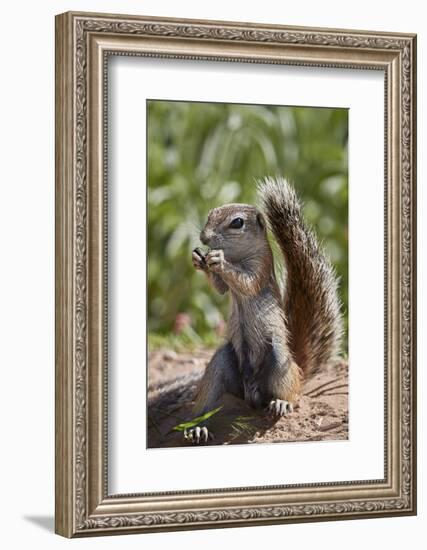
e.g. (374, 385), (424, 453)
(55, 11), (417, 537)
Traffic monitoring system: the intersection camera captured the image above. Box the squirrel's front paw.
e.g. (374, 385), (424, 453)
(267, 399), (294, 417)
(206, 249), (225, 273)
(192, 248), (207, 271)
(183, 426), (213, 444)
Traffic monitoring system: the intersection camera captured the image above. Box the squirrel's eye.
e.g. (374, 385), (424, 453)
(229, 217), (244, 229)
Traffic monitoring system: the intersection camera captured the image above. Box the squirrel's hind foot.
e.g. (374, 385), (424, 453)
(183, 426), (214, 445)
(267, 399), (294, 417)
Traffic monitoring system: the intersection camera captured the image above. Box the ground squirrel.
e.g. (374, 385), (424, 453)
(186, 176), (343, 444)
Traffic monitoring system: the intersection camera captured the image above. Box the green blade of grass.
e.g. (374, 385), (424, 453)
(171, 406), (223, 432)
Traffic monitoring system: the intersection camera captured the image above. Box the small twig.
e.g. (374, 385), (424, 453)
(308, 383), (349, 398)
(320, 392), (349, 396)
(304, 377), (347, 397)
(167, 404), (185, 415)
(148, 414), (164, 438)
(318, 421), (342, 432)
(149, 406), (185, 422)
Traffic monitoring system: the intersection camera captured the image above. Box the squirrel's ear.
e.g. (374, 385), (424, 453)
(256, 212), (266, 230)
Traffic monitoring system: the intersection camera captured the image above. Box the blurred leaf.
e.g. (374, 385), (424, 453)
(147, 100), (348, 350)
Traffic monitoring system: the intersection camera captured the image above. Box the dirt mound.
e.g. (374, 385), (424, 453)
(148, 349), (348, 448)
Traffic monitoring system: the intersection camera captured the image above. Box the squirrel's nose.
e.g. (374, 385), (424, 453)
(200, 230), (211, 245)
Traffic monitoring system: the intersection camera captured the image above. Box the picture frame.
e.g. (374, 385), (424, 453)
(55, 11), (417, 537)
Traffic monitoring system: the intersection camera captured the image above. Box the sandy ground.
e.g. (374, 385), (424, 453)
(147, 349), (348, 448)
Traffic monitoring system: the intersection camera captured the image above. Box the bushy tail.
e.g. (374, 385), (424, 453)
(258, 176), (343, 375)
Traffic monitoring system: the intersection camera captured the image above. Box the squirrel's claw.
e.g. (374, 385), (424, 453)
(183, 426), (213, 444)
(206, 249), (225, 272)
(267, 399), (294, 417)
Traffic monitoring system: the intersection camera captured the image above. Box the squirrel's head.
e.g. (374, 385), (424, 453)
(200, 204), (267, 262)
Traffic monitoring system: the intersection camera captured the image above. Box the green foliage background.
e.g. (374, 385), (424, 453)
(148, 100), (348, 349)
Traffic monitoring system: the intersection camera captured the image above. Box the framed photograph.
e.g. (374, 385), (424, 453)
(55, 11), (417, 537)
